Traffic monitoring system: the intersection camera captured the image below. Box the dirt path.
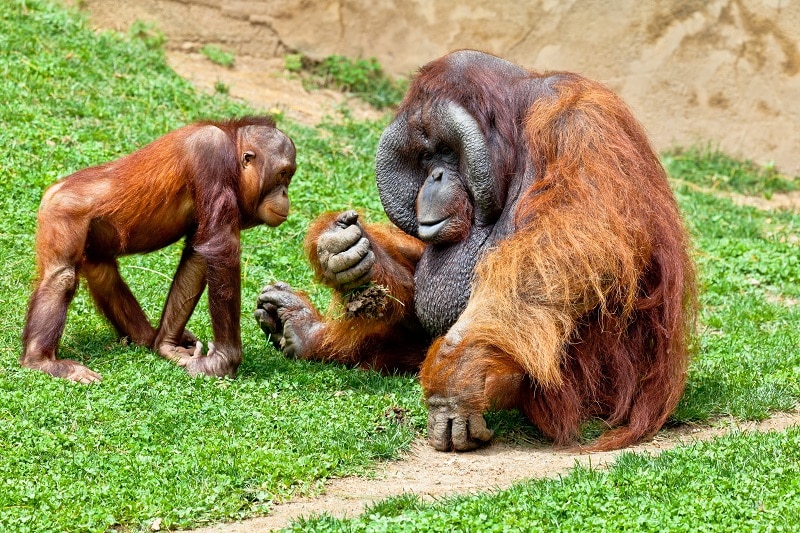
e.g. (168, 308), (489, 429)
(189, 411), (799, 532)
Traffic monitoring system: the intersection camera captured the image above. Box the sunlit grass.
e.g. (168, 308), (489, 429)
(0, 1), (797, 531)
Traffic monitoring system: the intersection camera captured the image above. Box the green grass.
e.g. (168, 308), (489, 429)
(0, 2), (417, 531)
(285, 53), (408, 110)
(127, 19), (167, 51)
(664, 147), (800, 197)
(669, 161), (800, 423)
(200, 44), (235, 68)
(0, 1), (798, 531)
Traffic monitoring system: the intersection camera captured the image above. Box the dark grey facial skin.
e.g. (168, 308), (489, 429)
(415, 148), (461, 242)
(374, 50), (554, 337)
(375, 102), (520, 337)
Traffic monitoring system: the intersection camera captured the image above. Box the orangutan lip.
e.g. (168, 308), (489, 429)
(417, 218), (448, 240)
(268, 209), (288, 221)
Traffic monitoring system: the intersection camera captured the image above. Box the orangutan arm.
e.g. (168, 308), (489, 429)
(255, 211), (429, 372)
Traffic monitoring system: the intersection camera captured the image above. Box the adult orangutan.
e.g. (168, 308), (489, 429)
(23, 116), (296, 383)
(256, 50), (695, 452)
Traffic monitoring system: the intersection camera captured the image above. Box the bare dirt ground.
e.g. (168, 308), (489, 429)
(729, 190), (800, 212)
(166, 52), (384, 126)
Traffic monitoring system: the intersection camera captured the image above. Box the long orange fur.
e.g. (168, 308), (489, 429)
(420, 73), (695, 450)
